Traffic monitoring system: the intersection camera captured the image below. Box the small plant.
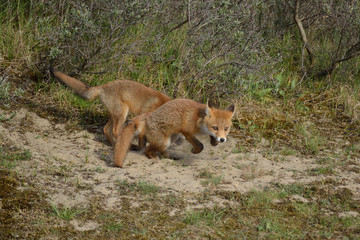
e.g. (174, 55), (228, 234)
(132, 228), (147, 235)
(0, 77), (11, 104)
(51, 204), (85, 221)
(116, 179), (136, 194)
(198, 170), (213, 179)
(202, 175), (223, 186)
(344, 144), (360, 156)
(276, 183), (313, 199)
(0, 76), (24, 106)
(307, 167), (335, 176)
(315, 157), (332, 165)
(182, 208), (224, 226)
(305, 134), (325, 155)
(296, 123), (326, 154)
(54, 164), (73, 177)
(0, 147), (32, 169)
(280, 147), (297, 156)
(92, 167), (106, 173)
(137, 179), (159, 195)
(116, 179), (159, 195)
(105, 222), (123, 232)
(164, 194), (180, 206)
(182, 210), (202, 225)
(231, 147), (244, 154)
(198, 170), (223, 186)
(239, 164), (260, 181)
(257, 218), (273, 232)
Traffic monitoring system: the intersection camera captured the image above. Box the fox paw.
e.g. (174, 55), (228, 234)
(191, 143), (204, 154)
(210, 136), (219, 146)
(130, 144), (142, 151)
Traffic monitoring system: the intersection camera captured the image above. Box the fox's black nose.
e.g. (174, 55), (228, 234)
(220, 138), (225, 142)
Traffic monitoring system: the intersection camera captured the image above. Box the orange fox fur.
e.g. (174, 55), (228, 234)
(49, 67), (171, 144)
(114, 98), (235, 167)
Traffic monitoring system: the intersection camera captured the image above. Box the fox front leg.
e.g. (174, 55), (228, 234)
(183, 134), (204, 154)
(210, 135), (219, 146)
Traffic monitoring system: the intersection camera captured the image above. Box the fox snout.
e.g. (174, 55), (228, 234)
(214, 136), (226, 143)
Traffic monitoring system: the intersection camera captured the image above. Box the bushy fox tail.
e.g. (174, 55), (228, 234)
(113, 121), (138, 168)
(49, 66), (100, 101)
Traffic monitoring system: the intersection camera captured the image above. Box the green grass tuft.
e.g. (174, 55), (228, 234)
(51, 204), (85, 221)
(0, 147), (31, 169)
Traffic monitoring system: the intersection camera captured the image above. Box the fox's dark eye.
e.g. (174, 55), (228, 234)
(225, 127), (228, 131)
(213, 126), (218, 130)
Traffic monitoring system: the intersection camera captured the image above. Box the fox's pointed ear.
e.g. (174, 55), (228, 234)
(205, 100), (212, 117)
(227, 104), (235, 114)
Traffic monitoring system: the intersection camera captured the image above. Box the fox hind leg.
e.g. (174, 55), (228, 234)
(111, 105), (129, 142)
(104, 119), (114, 145)
(129, 134), (146, 151)
(145, 136), (171, 159)
(145, 145), (159, 159)
(103, 102), (129, 146)
(145, 146), (171, 159)
(138, 134), (147, 149)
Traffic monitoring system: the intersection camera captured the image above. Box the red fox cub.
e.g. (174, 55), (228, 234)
(113, 98), (235, 167)
(49, 67), (171, 145)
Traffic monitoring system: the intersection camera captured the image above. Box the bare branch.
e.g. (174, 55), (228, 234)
(168, 19), (188, 33)
(343, 41), (360, 61)
(294, 0), (314, 65)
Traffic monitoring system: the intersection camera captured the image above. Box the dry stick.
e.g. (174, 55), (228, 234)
(294, 0), (314, 66)
(187, 0), (192, 29)
(295, 0), (360, 78)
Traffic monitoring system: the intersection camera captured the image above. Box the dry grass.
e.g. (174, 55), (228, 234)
(1, 163), (359, 239)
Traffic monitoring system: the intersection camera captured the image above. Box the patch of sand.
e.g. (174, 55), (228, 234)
(1, 108), (359, 211)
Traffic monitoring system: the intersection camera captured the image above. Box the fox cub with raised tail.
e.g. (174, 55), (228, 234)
(114, 98), (235, 167)
(49, 67), (171, 145)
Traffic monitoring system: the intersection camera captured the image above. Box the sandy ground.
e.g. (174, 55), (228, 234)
(1, 108), (359, 213)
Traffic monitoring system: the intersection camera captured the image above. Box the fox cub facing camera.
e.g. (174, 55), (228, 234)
(114, 98), (235, 168)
